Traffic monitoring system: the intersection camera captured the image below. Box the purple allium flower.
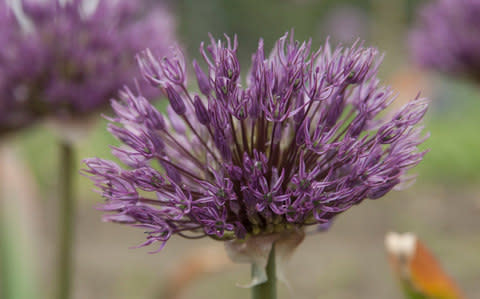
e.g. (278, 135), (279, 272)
(84, 33), (428, 252)
(410, 0), (480, 82)
(0, 0), (176, 135)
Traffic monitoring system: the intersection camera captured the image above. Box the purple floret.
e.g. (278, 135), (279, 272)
(84, 32), (428, 251)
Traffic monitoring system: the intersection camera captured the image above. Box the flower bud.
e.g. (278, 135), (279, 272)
(193, 95), (210, 125)
(165, 85), (186, 115)
(193, 59), (211, 95)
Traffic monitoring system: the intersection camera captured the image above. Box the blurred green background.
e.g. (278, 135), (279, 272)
(1, 0), (480, 298)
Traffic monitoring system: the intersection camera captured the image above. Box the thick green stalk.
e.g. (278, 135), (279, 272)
(57, 141), (75, 299)
(0, 199), (16, 299)
(0, 144), (36, 299)
(252, 244), (277, 299)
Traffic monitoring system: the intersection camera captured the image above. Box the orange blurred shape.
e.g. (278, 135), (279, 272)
(388, 66), (432, 109)
(160, 244), (232, 299)
(385, 232), (466, 299)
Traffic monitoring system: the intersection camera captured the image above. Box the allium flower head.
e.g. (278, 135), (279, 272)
(0, 0), (176, 135)
(410, 0), (480, 82)
(84, 33), (428, 252)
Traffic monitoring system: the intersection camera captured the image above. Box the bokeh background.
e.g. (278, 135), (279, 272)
(1, 0), (480, 298)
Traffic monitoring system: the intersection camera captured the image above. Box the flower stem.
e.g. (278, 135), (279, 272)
(252, 244), (277, 299)
(57, 141), (75, 299)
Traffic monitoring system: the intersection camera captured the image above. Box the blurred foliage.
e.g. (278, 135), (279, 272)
(416, 79), (480, 185)
(173, 0), (425, 61)
(176, 0), (369, 61)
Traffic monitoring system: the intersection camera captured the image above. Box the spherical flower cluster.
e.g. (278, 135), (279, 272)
(0, 0), (176, 135)
(84, 33), (428, 252)
(410, 0), (480, 82)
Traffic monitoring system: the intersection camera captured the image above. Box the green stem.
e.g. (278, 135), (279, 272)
(0, 196), (14, 299)
(0, 144), (36, 299)
(252, 244), (277, 299)
(57, 141), (75, 299)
